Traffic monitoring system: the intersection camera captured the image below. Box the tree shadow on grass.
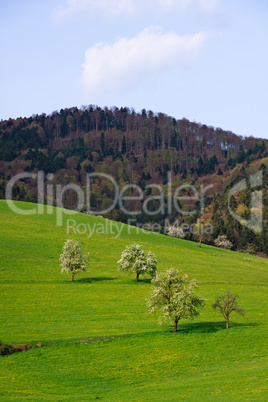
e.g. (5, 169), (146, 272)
(136, 278), (152, 284)
(116, 278), (153, 285)
(174, 321), (259, 334)
(40, 321), (261, 349)
(75, 277), (117, 283)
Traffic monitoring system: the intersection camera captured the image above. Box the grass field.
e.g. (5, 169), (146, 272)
(0, 200), (267, 400)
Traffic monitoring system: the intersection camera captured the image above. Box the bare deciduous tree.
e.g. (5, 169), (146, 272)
(212, 289), (245, 329)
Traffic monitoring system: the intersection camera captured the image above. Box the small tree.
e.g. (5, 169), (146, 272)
(192, 219), (213, 248)
(118, 244), (157, 282)
(147, 268), (206, 332)
(214, 235), (233, 250)
(166, 224), (185, 239)
(60, 239), (90, 282)
(212, 289), (245, 329)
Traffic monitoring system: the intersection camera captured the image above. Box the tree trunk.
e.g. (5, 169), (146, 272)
(226, 316), (229, 329)
(136, 273), (139, 282)
(174, 320), (178, 332)
(71, 274), (74, 282)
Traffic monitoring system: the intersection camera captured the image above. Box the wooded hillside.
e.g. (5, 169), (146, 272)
(0, 105), (267, 255)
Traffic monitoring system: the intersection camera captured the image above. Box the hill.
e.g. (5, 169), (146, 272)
(0, 200), (267, 400)
(0, 106), (268, 252)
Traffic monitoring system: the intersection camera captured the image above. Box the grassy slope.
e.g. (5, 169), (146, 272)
(0, 200), (267, 400)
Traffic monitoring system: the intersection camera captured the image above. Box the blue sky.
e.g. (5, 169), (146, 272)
(0, 0), (267, 139)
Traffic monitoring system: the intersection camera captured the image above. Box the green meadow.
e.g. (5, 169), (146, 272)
(0, 200), (267, 400)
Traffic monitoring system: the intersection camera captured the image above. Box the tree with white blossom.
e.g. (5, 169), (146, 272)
(60, 239), (90, 282)
(147, 268), (206, 332)
(214, 235), (233, 250)
(118, 244), (157, 282)
(166, 223), (185, 239)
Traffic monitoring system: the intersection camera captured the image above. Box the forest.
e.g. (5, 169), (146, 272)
(0, 105), (267, 255)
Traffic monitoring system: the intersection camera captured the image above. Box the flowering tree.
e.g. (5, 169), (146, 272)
(214, 235), (233, 250)
(166, 224), (185, 239)
(60, 239), (90, 281)
(212, 289), (245, 329)
(118, 244), (157, 282)
(147, 268), (206, 332)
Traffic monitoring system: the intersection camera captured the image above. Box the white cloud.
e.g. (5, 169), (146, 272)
(81, 27), (210, 96)
(52, 0), (220, 21)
